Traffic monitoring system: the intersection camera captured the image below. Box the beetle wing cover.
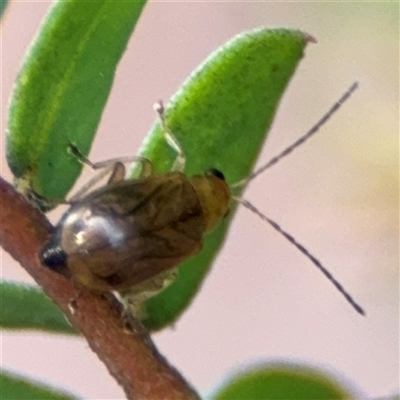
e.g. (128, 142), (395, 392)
(64, 172), (206, 290)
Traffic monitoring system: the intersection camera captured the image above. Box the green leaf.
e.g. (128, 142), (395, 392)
(139, 28), (309, 330)
(6, 0), (147, 206)
(0, 0), (9, 19)
(0, 371), (78, 400)
(0, 281), (77, 334)
(211, 364), (352, 400)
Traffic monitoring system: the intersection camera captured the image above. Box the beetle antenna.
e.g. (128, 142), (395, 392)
(234, 196), (365, 316)
(232, 82), (359, 188)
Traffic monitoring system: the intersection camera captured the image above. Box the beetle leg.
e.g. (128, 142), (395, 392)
(67, 144), (153, 202)
(103, 158), (154, 183)
(154, 101), (186, 172)
(107, 161), (126, 184)
(117, 267), (178, 319)
(68, 143), (153, 175)
(68, 164), (118, 202)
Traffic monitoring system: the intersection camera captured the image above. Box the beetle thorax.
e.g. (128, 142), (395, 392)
(190, 173), (230, 233)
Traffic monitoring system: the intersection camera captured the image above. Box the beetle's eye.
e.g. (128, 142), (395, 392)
(207, 168), (225, 181)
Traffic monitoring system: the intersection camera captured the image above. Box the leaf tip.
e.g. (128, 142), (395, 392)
(303, 32), (318, 44)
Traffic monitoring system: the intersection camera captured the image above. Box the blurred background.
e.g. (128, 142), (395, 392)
(1, 1), (398, 399)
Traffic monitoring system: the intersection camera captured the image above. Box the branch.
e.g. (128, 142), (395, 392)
(0, 176), (200, 400)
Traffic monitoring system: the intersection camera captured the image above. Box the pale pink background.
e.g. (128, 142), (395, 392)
(1, 2), (398, 399)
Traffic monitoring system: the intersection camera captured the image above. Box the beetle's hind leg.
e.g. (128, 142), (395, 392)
(116, 267), (178, 320)
(154, 101), (186, 172)
(67, 144), (153, 202)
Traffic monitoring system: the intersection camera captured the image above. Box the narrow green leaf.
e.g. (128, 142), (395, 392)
(0, 371), (78, 400)
(211, 364), (352, 400)
(139, 28), (309, 330)
(0, 281), (77, 334)
(0, 0), (9, 19)
(7, 0), (147, 206)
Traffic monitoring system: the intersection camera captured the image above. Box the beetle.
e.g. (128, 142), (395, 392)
(40, 85), (365, 317)
(40, 102), (231, 315)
